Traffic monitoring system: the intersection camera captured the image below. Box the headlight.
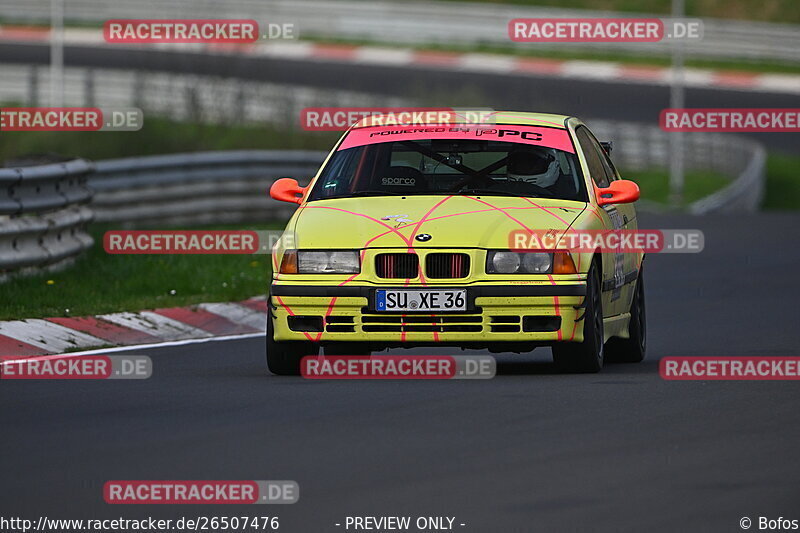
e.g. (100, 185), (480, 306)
(489, 251), (521, 273)
(284, 250), (360, 274)
(486, 251), (552, 274)
(522, 252), (552, 273)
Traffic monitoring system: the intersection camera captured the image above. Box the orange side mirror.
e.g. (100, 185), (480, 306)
(270, 178), (307, 205)
(596, 179), (640, 206)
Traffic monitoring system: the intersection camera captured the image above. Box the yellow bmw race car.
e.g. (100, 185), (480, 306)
(267, 111), (645, 374)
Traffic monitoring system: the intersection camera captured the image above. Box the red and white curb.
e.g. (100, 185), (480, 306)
(0, 25), (798, 95)
(0, 296), (267, 357)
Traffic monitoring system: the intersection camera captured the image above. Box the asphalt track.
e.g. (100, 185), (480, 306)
(0, 42), (797, 153)
(2, 212), (800, 532)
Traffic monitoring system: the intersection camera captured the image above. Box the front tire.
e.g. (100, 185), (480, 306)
(266, 301), (320, 375)
(552, 262), (604, 373)
(606, 265), (646, 363)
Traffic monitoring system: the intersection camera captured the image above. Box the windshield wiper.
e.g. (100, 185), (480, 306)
(318, 190), (405, 200)
(454, 189), (526, 197)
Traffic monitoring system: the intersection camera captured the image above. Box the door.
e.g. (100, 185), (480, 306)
(573, 125), (630, 316)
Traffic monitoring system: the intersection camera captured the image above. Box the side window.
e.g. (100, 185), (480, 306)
(315, 146), (363, 197)
(599, 151), (620, 181)
(575, 126), (611, 188)
(592, 134), (620, 181)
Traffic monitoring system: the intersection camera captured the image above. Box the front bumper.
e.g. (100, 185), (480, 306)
(270, 283), (587, 345)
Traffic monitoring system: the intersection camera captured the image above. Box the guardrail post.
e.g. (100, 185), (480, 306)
(186, 85), (200, 121)
(235, 84), (246, 123)
(84, 68), (95, 107)
(27, 66), (39, 107)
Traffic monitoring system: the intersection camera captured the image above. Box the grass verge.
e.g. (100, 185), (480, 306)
(440, 0), (800, 24)
(0, 116), (339, 163)
(305, 35), (800, 75)
(626, 168), (730, 206)
(763, 153), (800, 210)
(0, 224), (278, 320)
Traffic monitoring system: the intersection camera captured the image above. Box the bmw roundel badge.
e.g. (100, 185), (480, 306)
(415, 234), (432, 242)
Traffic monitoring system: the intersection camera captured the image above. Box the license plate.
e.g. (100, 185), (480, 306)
(375, 289), (467, 312)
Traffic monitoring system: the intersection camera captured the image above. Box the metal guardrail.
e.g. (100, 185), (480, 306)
(0, 159), (94, 215)
(89, 131), (765, 225)
(587, 120), (766, 214)
(0, 134), (766, 277)
(0, 160), (95, 276)
(0, 64), (770, 210)
(0, 151), (326, 276)
(0, 0), (798, 64)
(90, 150), (327, 226)
(688, 143), (767, 214)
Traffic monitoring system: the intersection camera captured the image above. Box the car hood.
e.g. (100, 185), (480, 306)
(290, 195), (585, 249)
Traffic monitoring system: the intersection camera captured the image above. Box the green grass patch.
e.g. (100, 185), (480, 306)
(763, 153), (800, 210)
(7, 0), (800, 23)
(306, 35), (800, 75)
(440, 0), (800, 24)
(0, 224), (279, 320)
(625, 167), (730, 206)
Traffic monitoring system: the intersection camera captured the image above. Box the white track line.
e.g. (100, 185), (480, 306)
(0, 332), (264, 366)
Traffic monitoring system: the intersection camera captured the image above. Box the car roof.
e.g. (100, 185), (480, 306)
(351, 110), (573, 130)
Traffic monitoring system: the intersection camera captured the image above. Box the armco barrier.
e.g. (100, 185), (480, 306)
(587, 120), (766, 214)
(0, 62), (768, 217)
(0, 131), (766, 276)
(89, 150), (327, 226)
(0, 151), (325, 276)
(0, 159), (95, 276)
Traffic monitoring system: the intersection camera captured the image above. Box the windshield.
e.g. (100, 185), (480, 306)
(308, 128), (586, 202)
